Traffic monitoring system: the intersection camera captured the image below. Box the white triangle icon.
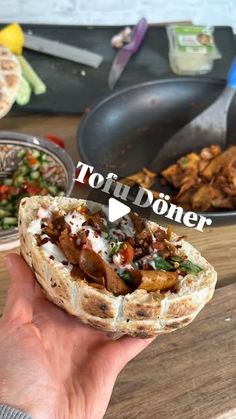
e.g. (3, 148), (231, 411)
(108, 198), (131, 222)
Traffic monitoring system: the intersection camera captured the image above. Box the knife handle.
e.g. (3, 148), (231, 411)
(123, 18), (148, 54)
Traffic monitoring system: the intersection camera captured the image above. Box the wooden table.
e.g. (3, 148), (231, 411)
(0, 114), (236, 419)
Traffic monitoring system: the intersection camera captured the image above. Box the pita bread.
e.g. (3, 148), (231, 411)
(19, 196), (217, 338)
(0, 45), (21, 119)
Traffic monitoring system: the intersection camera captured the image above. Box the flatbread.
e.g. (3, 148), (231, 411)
(0, 45), (21, 119)
(19, 196), (217, 338)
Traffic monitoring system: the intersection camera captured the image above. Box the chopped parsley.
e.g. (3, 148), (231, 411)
(118, 270), (132, 284)
(178, 260), (202, 274)
(149, 256), (174, 271)
(148, 255), (202, 275)
(110, 241), (122, 256)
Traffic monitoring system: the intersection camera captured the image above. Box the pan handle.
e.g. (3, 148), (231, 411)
(227, 58), (236, 89)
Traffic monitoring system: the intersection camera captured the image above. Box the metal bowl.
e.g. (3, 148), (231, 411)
(0, 131), (75, 251)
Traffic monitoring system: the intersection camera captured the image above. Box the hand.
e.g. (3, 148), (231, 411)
(0, 254), (154, 419)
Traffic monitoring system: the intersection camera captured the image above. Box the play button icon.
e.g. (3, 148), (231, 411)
(108, 197), (131, 222)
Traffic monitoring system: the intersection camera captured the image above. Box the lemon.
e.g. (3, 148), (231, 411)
(0, 23), (24, 55)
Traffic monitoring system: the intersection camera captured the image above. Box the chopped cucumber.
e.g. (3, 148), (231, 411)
(31, 149), (40, 158)
(41, 154), (48, 162)
(30, 171), (40, 180)
(2, 217), (17, 226)
(3, 178), (13, 186)
(41, 162), (49, 170)
(39, 179), (48, 188)
(58, 191), (65, 196)
(18, 165), (29, 175)
(1, 199), (8, 206)
(5, 203), (13, 211)
(16, 75), (32, 106)
(2, 224), (11, 230)
(48, 185), (57, 195)
(0, 209), (11, 218)
(15, 175), (25, 185)
(18, 56), (47, 95)
(17, 149), (26, 158)
(31, 163), (40, 170)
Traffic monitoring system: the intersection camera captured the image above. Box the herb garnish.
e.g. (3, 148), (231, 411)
(149, 256), (174, 271)
(119, 270), (132, 284)
(178, 260), (202, 274)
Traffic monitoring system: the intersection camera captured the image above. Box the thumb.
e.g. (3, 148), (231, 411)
(2, 254), (36, 324)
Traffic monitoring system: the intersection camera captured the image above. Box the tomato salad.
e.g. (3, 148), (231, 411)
(0, 148), (65, 230)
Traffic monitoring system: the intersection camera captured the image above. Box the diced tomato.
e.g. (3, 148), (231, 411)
(0, 185), (10, 194)
(26, 152), (37, 166)
(45, 134), (65, 148)
(0, 185), (18, 197)
(119, 242), (134, 264)
(24, 181), (42, 196)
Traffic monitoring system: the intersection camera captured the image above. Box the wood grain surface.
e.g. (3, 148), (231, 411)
(105, 283), (236, 419)
(0, 113), (235, 418)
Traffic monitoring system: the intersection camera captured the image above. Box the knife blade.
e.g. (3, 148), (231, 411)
(108, 17), (148, 89)
(24, 33), (103, 69)
(108, 49), (133, 90)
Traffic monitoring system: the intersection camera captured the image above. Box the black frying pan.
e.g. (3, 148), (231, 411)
(77, 78), (236, 225)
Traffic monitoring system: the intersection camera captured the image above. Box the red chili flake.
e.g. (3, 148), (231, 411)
(49, 255), (55, 260)
(62, 260), (69, 266)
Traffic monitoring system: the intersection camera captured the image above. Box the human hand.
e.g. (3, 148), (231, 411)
(0, 254), (154, 419)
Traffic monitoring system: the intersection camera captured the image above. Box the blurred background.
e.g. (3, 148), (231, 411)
(1, 0), (236, 29)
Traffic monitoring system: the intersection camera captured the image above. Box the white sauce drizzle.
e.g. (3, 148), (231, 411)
(41, 241), (72, 271)
(86, 226), (109, 260)
(28, 206), (52, 235)
(27, 208), (135, 269)
(37, 207), (51, 219)
(28, 218), (42, 234)
(41, 241), (65, 261)
(64, 211), (86, 235)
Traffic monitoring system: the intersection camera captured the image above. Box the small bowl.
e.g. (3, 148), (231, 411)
(0, 131), (75, 251)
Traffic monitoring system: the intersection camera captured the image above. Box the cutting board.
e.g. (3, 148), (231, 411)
(8, 25), (236, 114)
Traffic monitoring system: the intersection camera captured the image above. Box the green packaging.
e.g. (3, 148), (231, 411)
(167, 25), (221, 75)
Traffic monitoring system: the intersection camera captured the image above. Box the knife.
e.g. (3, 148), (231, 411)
(108, 18), (148, 90)
(24, 33), (103, 69)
